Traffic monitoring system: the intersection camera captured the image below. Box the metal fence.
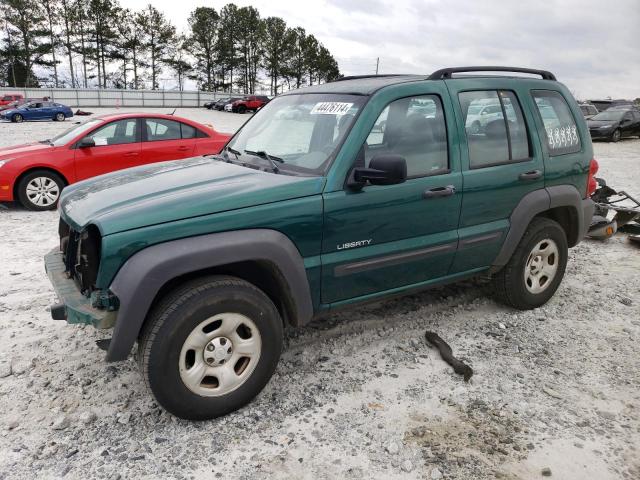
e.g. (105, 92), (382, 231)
(0, 87), (247, 108)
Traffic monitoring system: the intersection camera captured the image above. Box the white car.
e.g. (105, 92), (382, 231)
(224, 103), (234, 112)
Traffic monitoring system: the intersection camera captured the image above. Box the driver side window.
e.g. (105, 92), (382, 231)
(88, 119), (138, 146)
(364, 95), (448, 177)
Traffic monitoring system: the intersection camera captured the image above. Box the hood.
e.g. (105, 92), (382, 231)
(0, 142), (54, 158)
(587, 119), (618, 127)
(59, 156), (325, 235)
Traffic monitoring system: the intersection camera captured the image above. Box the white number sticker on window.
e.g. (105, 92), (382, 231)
(310, 102), (354, 115)
(546, 124), (579, 150)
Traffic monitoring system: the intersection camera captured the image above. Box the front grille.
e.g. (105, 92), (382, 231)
(59, 218), (101, 296)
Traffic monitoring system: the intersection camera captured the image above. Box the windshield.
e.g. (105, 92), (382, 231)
(591, 110), (625, 121)
(225, 93), (365, 174)
(49, 119), (104, 146)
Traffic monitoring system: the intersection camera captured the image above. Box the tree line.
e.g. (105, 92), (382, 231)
(0, 0), (341, 94)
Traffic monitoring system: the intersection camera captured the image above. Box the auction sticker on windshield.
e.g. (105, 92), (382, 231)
(311, 102), (354, 115)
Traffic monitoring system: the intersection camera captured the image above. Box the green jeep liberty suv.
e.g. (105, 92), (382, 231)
(45, 67), (597, 420)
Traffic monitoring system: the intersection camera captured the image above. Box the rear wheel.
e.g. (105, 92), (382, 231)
(493, 217), (568, 310)
(12, 113), (23, 123)
(17, 170), (65, 211)
(138, 275), (283, 420)
(237, 105), (247, 114)
(54, 112), (65, 121)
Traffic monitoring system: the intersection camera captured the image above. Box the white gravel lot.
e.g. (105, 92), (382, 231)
(0, 109), (639, 480)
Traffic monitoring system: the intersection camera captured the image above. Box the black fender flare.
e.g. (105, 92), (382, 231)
(491, 186), (594, 271)
(106, 229), (313, 361)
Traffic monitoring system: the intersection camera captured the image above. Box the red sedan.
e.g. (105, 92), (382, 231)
(0, 113), (231, 210)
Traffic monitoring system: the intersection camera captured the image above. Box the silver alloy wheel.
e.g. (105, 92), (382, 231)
(14, 114), (23, 123)
(179, 313), (262, 397)
(25, 176), (60, 207)
(55, 112), (65, 121)
(524, 238), (559, 294)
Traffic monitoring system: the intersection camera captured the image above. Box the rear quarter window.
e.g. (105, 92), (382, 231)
(532, 90), (581, 156)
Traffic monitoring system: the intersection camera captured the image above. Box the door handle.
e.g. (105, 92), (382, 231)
(177, 146), (190, 151)
(423, 185), (456, 199)
(123, 151), (139, 157)
(518, 170), (542, 181)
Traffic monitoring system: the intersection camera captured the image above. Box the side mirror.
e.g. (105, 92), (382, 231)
(350, 154), (407, 188)
(78, 137), (95, 148)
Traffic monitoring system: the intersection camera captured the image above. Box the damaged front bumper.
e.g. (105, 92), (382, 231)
(44, 248), (117, 329)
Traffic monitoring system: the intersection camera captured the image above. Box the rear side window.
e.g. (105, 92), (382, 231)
(459, 90), (531, 168)
(365, 95), (448, 177)
(180, 123), (196, 139)
(145, 119), (182, 141)
(532, 90), (581, 156)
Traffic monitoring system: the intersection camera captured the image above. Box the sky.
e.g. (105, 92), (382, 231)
(126, 0), (640, 99)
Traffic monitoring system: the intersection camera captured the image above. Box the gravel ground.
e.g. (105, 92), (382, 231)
(0, 109), (639, 480)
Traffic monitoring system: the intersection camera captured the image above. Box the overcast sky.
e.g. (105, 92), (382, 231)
(128, 0), (640, 99)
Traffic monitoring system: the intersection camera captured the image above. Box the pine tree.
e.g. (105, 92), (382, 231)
(187, 7), (219, 91)
(3, 0), (51, 87)
(138, 4), (174, 90)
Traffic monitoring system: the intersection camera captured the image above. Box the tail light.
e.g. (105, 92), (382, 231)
(586, 158), (599, 198)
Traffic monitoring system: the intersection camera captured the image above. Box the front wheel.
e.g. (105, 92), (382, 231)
(492, 217), (568, 310)
(54, 112), (66, 121)
(610, 129), (621, 142)
(17, 170), (65, 211)
(237, 105), (247, 114)
(12, 113), (23, 123)
(138, 275), (283, 420)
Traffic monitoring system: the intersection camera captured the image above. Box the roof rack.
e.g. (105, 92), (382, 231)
(332, 74), (412, 82)
(428, 66), (556, 81)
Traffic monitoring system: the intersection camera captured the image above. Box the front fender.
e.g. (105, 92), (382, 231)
(106, 229), (313, 361)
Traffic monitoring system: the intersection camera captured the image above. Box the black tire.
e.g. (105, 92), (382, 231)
(54, 112), (65, 121)
(610, 129), (621, 143)
(492, 217), (568, 310)
(237, 105), (247, 114)
(17, 169), (65, 211)
(138, 275), (283, 420)
(12, 113), (23, 123)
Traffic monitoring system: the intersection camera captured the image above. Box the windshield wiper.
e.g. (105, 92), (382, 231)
(244, 149), (284, 173)
(39, 139), (54, 145)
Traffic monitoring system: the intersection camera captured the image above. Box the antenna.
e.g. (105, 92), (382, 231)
(169, 108), (176, 116)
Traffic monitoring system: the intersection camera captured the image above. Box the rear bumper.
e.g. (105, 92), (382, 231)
(580, 198), (596, 240)
(44, 248), (116, 328)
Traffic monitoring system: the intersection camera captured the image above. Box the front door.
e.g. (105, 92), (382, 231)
(74, 118), (141, 180)
(321, 88), (462, 305)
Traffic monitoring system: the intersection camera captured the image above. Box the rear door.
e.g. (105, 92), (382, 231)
(140, 118), (196, 164)
(633, 111), (640, 135)
(74, 118), (142, 180)
(620, 111), (637, 137)
(321, 84), (463, 305)
(446, 80), (545, 273)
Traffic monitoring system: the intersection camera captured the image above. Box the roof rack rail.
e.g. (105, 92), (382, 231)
(331, 74), (411, 82)
(428, 66), (557, 81)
